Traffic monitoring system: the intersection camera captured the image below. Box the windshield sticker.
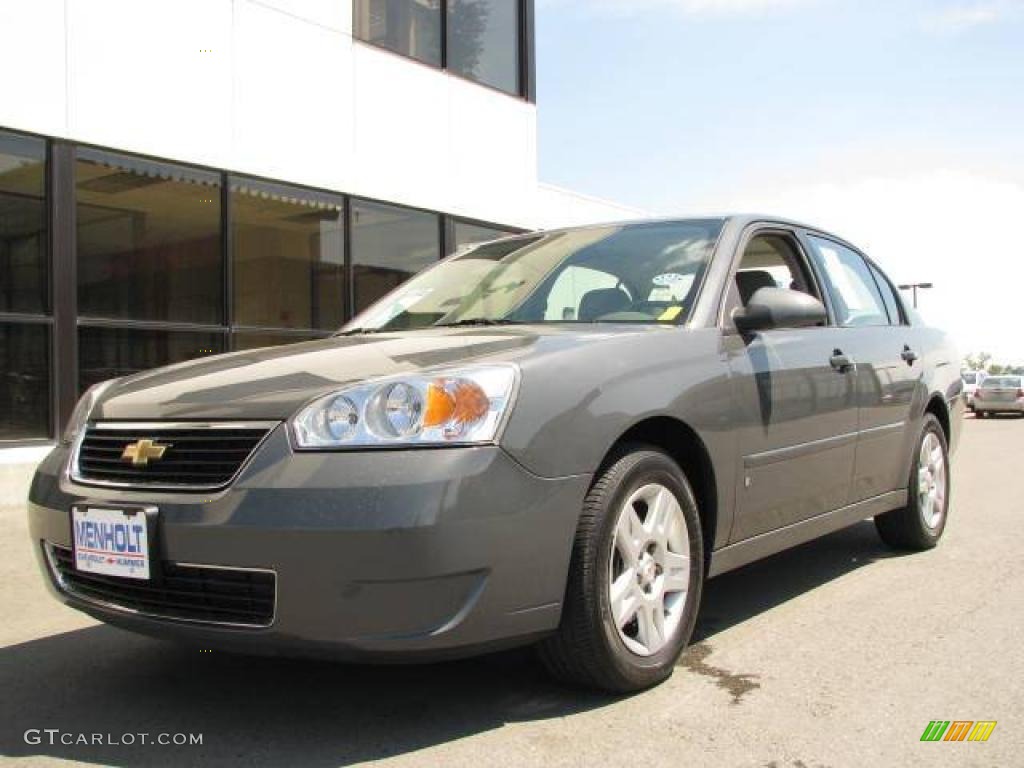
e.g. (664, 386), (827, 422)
(652, 273), (687, 286)
(658, 306), (683, 321)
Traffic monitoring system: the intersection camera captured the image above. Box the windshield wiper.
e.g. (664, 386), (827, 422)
(335, 327), (387, 336)
(433, 318), (523, 328)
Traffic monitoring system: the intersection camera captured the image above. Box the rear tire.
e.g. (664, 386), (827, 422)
(875, 414), (949, 550)
(538, 445), (704, 693)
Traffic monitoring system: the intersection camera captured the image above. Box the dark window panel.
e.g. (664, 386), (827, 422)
(351, 200), (440, 314)
(0, 132), (48, 315)
(0, 323), (51, 440)
(451, 219), (515, 254)
(448, 0), (520, 94)
(230, 179), (346, 331)
(78, 326), (225, 394)
(354, 0), (441, 67)
(75, 150), (223, 325)
(232, 331), (328, 351)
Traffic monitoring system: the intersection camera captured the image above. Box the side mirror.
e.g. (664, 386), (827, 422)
(733, 286), (827, 333)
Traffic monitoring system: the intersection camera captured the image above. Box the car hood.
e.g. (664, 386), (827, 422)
(92, 325), (658, 421)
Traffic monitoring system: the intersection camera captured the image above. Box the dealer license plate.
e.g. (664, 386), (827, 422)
(72, 506), (150, 580)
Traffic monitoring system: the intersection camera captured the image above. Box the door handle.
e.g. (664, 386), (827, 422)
(901, 345), (918, 365)
(830, 349), (854, 373)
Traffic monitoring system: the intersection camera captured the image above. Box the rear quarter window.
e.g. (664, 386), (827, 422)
(868, 263), (904, 325)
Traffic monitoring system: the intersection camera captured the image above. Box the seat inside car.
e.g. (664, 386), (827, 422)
(736, 269), (777, 305)
(578, 287), (632, 321)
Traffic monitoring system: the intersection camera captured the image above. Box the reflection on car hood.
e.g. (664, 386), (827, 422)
(91, 325), (655, 420)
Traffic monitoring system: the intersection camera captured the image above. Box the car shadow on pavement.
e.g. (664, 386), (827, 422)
(693, 519), (904, 642)
(1, 521), (900, 767)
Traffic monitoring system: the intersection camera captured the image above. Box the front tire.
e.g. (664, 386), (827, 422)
(875, 414), (950, 550)
(538, 445), (704, 692)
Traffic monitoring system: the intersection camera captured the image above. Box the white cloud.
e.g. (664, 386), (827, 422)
(539, 0), (813, 16)
(925, 1), (1021, 32)
(696, 169), (1024, 363)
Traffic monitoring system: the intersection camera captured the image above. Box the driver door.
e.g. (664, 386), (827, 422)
(724, 228), (859, 542)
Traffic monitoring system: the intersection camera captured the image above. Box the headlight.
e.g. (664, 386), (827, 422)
(62, 379), (118, 444)
(290, 365), (518, 449)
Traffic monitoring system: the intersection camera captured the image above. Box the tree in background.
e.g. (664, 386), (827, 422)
(448, 0), (488, 80)
(962, 353), (1023, 375)
(963, 352), (992, 371)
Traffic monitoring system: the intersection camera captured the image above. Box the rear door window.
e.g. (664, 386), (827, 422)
(807, 236), (889, 327)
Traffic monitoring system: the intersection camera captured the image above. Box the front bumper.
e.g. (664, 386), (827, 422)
(28, 426), (591, 660)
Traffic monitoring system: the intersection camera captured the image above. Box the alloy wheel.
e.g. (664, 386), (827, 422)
(917, 432), (947, 530)
(608, 483), (690, 656)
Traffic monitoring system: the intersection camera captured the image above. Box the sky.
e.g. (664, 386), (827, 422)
(535, 0), (1024, 363)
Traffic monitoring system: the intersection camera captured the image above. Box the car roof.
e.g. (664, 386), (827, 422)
(526, 214), (852, 247)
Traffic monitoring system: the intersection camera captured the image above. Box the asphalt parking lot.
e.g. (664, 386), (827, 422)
(1, 415), (1021, 768)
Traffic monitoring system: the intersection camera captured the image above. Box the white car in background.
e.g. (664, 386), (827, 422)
(973, 375), (1024, 418)
(962, 370), (986, 411)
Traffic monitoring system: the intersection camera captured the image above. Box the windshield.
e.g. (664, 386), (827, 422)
(962, 373), (977, 384)
(346, 220), (725, 332)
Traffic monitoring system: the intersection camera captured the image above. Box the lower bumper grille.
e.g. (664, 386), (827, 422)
(46, 544), (276, 628)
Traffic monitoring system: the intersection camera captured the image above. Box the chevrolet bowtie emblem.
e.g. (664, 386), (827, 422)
(121, 439), (169, 467)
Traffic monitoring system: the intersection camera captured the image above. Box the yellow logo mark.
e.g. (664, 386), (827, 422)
(968, 721), (997, 742)
(121, 439), (168, 467)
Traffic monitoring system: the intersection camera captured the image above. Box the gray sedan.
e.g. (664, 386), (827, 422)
(28, 215), (963, 692)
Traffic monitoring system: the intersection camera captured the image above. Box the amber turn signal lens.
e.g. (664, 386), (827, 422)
(423, 380), (490, 429)
(423, 384), (456, 427)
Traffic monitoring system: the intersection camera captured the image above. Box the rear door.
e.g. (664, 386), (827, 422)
(803, 234), (918, 501)
(723, 227), (859, 541)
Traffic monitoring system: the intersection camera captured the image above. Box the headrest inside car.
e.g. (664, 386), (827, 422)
(579, 287), (631, 321)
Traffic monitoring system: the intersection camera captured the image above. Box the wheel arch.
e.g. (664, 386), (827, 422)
(601, 416), (718, 569)
(924, 393), (951, 445)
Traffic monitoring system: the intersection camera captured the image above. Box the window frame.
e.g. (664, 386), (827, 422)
(718, 225), (834, 333)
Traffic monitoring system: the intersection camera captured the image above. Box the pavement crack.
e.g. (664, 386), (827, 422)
(677, 642), (760, 704)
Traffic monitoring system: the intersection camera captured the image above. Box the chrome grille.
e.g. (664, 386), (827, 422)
(73, 422), (276, 490)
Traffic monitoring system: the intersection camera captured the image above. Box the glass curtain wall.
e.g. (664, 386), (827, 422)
(448, 0), (520, 94)
(75, 149), (226, 391)
(354, 0), (523, 97)
(0, 131), (51, 440)
(0, 132), (518, 441)
(353, 0), (442, 66)
(450, 219), (515, 254)
(351, 199), (440, 313)
(230, 177), (345, 347)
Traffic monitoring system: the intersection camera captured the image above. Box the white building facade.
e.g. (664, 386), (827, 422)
(0, 0), (640, 444)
